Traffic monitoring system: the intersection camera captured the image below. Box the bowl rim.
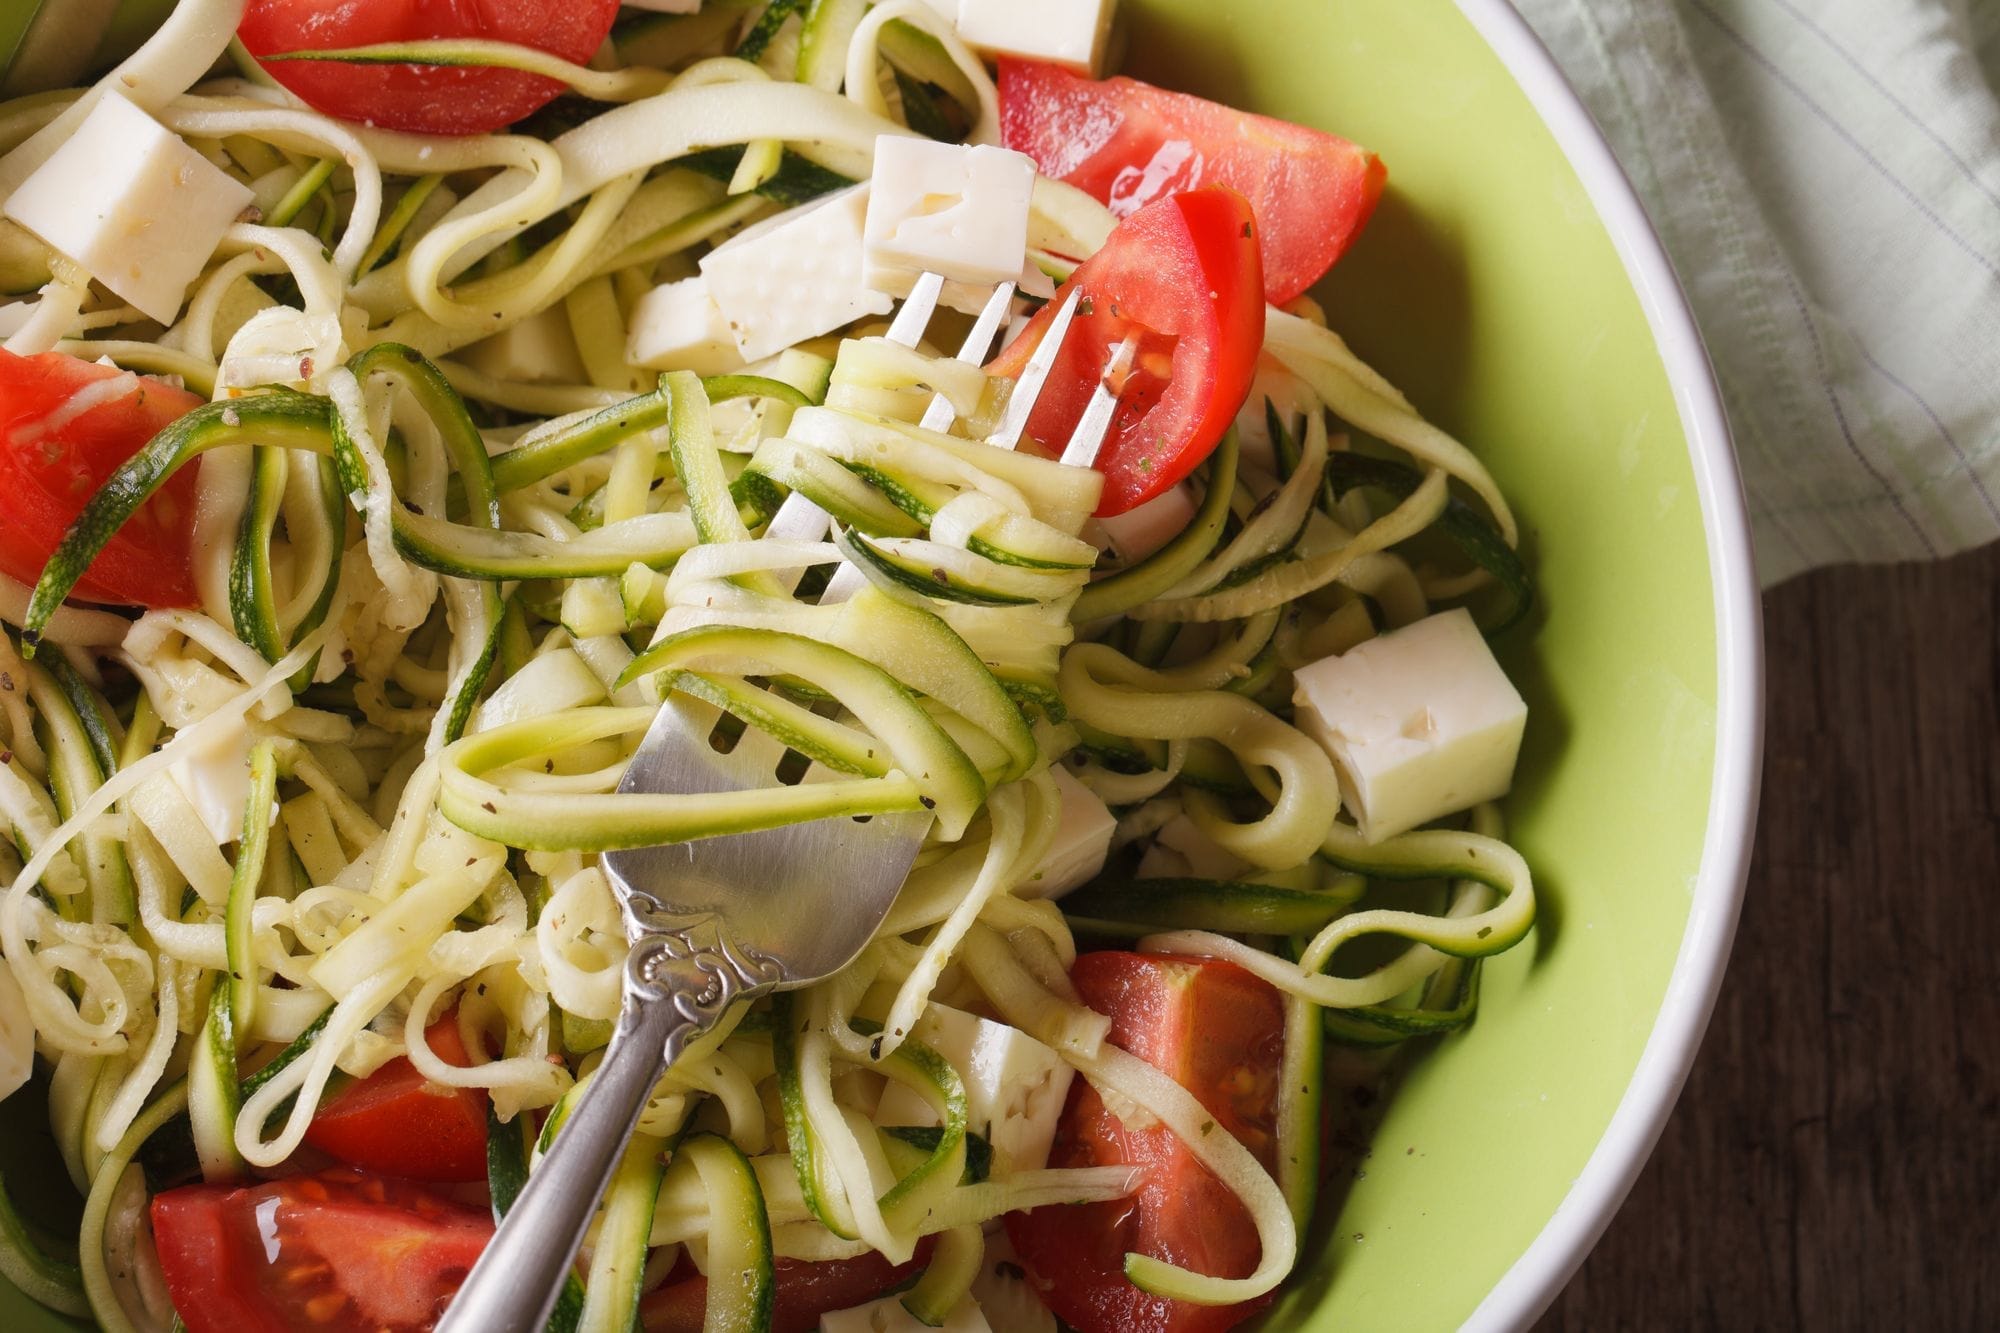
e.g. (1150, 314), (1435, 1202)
(1446, 2), (1767, 1328)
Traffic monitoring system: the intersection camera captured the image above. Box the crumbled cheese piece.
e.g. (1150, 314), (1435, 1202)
(1136, 812), (1252, 881)
(969, 1232), (1057, 1333)
(698, 185), (892, 362)
(1085, 483), (1197, 565)
(626, 275), (746, 376)
(873, 1002), (1075, 1171)
(166, 714), (261, 845)
(1018, 766), (1115, 900)
(461, 305), (590, 386)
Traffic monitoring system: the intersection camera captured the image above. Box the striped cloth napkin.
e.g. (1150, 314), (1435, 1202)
(1515, 0), (2000, 585)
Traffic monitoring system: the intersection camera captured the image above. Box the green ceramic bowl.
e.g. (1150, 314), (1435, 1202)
(0, 1), (1762, 1329)
(1119, 2), (1763, 1327)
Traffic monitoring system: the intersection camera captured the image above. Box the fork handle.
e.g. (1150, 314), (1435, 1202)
(437, 995), (684, 1333)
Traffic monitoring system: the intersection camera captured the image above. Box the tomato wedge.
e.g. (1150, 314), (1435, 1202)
(151, 1167), (492, 1333)
(640, 1244), (933, 1333)
(987, 185), (1262, 516)
(1000, 59), (1387, 304)
(303, 1011), (488, 1183)
(0, 350), (201, 608)
(1005, 953), (1287, 1333)
(238, 0), (623, 136)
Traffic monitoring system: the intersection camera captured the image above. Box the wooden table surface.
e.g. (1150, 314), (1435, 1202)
(1535, 548), (2000, 1329)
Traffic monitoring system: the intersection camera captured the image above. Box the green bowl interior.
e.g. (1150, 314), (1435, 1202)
(1122, 2), (1718, 1325)
(0, 2), (1721, 1328)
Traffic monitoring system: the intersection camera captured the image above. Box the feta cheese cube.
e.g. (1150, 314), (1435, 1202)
(626, 275), (746, 375)
(1136, 812), (1251, 881)
(1018, 766), (1115, 900)
(909, 0), (963, 23)
(698, 185), (892, 363)
(168, 716), (260, 845)
(4, 92), (252, 325)
(874, 1003), (1075, 1171)
(461, 305), (590, 385)
(863, 139), (1036, 314)
(954, 0), (1118, 75)
(822, 1295), (991, 1333)
(1085, 483), (1196, 565)
(1291, 607), (1527, 843)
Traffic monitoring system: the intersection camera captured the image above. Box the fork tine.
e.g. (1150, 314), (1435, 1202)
(918, 280), (1016, 433)
(887, 270), (946, 346)
(1058, 332), (1138, 469)
(988, 285), (1084, 452)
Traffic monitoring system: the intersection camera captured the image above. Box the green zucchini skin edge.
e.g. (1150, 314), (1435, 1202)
(1061, 876), (1360, 937)
(1071, 430), (1241, 624)
(1324, 451), (1536, 634)
(21, 389), (331, 656)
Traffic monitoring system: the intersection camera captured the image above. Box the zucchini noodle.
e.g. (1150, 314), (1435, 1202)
(0, 10), (1545, 1331)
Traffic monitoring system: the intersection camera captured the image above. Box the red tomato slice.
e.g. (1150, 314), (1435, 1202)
(0, 350), (201, 608)
(986, 185), (1262, 516)
(639, 1245), (932, 1333)
(1005, 953), (1287, 1333)
(151, 1167), (493, 1333)
(1000, 59), (1387, 304)
(238, 0), (623, 136)
(303, 1011), (489, 1183)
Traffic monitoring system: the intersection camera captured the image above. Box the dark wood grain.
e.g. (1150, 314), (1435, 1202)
(1539, 547), (2000, 1330)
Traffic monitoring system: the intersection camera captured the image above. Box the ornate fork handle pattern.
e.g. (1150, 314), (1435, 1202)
(624, 906), (787, 1044)
(437, 907), (782, 1333)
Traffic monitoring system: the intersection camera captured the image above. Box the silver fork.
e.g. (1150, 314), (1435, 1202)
(438, 273), (1125, 1333)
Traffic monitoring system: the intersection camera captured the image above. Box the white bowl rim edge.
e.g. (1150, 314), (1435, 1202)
(1446, 2), (1767, 1328)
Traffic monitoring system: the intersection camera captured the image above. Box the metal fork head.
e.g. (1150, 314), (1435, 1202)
(603, 269), (1128, 973)
(601, 697), (931, 984)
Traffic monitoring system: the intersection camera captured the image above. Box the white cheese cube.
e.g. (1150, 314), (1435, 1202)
(3, 92), (252, 325)
(1136, 812), (1251, 881)
(970, 1233), (1056, 1333)
(823, 1295), (992, 1333)
(698, 185), (892, 363)
(1018, 766), (1115, 900)
(909, 0), (964, 23)
(1292, 607), (1526, 843)
(626, 275), (745, 376)
(863, 139), (1035, 314)
(1085, 483), (1196, 565)
(168, 716), (260, 845)
(461, 305), (590, 385)
(954, 0), (1117, 75)
(874, 1003), (1075, 1172)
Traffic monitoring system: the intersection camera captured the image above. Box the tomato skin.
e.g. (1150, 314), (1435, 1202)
(1005, 953), (1287, 1333)
(987, 185), (1262, 516)
(238, 0), (623, 136)
(1000, 59), (1387, 304)
(640, 1244), (933, 1333)
(151, 1168), (493, 1333)
(304, 1012), (489, 1183)
(0, 350), (201, 607)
